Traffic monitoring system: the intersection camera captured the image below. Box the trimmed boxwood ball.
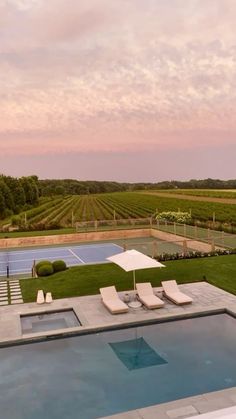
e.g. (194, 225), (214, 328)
(35, 260), (52, 275)
(52, 260), (67, 273)
(37, 264), (54, 277)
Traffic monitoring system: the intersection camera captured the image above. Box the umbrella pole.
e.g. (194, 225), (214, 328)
(129, 270), (142, 308)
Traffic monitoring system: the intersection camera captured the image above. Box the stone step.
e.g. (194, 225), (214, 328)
(10, 292), (22, 296)
(11, 292), (21, 298)
(11, 299), (23, 304)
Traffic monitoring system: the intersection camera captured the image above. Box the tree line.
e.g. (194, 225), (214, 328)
(0, 175), (39, 219)
(39, 177), (236, 195)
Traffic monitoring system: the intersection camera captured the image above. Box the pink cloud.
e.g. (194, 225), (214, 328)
(0, 0), (236, 162)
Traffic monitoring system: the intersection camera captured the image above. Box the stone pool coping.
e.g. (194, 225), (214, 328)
(1, 281), (236, 346)
(1, 281), (236, 418)
(100, 387), (236, 419)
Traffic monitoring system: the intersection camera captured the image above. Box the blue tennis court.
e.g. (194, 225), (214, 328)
(0, 243), (123, 277)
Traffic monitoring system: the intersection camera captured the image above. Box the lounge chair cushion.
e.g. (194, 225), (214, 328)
(139, 294), (164, 309)
(162, 280), (193, 305)
(103, 298), (129, 314)
(100, 286), (129, 314)
(165, 291), (192, 304)
(136, 283), (164, 309)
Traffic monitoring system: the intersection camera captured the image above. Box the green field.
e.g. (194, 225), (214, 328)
(150, 189), (236, 199)
(2, 192), (236, 231)
(20, 254), (236, 302)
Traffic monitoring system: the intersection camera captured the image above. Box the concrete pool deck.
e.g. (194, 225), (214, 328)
(1, 281), (236, 418)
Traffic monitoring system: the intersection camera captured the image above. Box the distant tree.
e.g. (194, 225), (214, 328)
(54, 185), (66, 195)
(3, 176), (25, 210)
(0, 178), (14, 210)
(20, 176), (39, 205)
(0, 190), (6, 219)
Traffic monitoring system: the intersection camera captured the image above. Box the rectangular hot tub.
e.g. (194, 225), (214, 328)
(21, 309), (81, 334)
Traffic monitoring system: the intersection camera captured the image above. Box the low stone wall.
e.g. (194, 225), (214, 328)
(0, 228), (152, 249)
(0, 227), (220, 253)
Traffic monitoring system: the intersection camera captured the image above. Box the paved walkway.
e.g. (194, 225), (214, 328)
(9, 280), (23, 304)
(0, 279), (23, 306)
(0, 281), (8, 306)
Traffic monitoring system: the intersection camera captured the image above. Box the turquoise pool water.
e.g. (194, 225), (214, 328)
(1, 314), (236, 419)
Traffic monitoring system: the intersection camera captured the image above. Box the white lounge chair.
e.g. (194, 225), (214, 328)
(100, 286), (129, 314)
(136, 282), (164, 309)
(45, 292), (53, 303)
(162, 280), (193, 305)
(36, 290), (44, 304)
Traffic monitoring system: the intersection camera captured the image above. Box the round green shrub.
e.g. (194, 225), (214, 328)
(35, 260), (52, 275)
(52, 260), (67, 272)
(37, 264), (54, 277)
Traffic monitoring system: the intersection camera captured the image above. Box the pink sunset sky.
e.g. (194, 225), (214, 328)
(0, 0), (236, 181)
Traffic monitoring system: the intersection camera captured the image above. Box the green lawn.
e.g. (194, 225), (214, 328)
(0, 228), (75, 238)
(20, 255), (236, 302)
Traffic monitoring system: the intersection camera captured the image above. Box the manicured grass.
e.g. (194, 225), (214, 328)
(0, 228), (75, 238)
(20, 255), (236, 302)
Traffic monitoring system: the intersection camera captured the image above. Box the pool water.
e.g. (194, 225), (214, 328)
(1, 314), (236, 419)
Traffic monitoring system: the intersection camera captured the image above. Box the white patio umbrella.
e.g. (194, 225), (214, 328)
(107, 249), (165, 307)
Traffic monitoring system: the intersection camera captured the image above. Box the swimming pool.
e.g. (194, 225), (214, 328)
(1, 313), (236, 419)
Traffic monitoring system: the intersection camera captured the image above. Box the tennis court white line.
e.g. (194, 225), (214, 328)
(68, 249), (85, 264)
(0, 243), (122, 256)
(1, 255), (76, 265)
(0, 248), (70, 256)
(0, 269), (32, 276)
(72, 243), (123, 250)
(111, 244), (124, 250)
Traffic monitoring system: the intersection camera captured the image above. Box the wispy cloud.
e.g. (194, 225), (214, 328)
(0, 0), (236, 158)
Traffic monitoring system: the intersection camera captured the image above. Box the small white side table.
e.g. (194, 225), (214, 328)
(128, 300), (142, 309)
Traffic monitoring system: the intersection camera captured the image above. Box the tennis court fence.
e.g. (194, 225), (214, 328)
(76, 218), (236, 249)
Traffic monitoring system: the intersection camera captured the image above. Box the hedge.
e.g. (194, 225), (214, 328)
(37, 264), (54, 277)
(35, 260), (53, 275)
(52, 260), (67, 273)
